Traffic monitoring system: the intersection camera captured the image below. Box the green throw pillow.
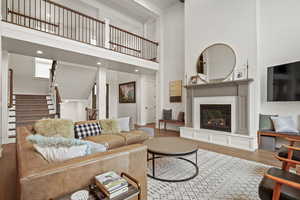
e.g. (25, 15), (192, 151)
(99, 119), (120, 134)
(259, 114), (278, 131)
(34, 119), (75, 138)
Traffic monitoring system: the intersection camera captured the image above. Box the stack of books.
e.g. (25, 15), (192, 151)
(95, 171), (128, 199)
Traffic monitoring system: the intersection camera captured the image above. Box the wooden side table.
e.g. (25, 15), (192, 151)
(51, 173), (141, 200)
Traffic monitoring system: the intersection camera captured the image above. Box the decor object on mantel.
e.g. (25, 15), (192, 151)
(195, 43), (236, 83)
(119, 81), (136, 103)
(169, 80), (182, 103)
(234, 60), (249, 80)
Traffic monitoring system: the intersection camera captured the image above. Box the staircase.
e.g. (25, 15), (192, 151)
(8, 94), (56, 139)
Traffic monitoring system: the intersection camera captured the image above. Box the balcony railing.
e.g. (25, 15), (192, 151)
(2, 0), (159, 62)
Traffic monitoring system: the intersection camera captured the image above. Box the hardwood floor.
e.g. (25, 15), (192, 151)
(0, 143), (17, 200)
(0, 127), (280, 200)
(155, 128), (281, 167)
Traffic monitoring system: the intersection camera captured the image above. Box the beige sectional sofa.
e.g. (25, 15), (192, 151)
(16, 120), (149, 200)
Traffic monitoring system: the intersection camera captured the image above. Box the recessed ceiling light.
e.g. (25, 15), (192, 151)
(135, 69), (139, 72)
(97, 62), (102, 65)
(36, 50), (43, 54)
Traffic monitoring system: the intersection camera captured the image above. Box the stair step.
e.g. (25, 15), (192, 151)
(12, 108), (55, 112)
(14, 99), (51, 102)
(14, 94), (50, 100)
(9, 114), (56, 118)
(9, 120), (37, 124)
(13, 104), (53, 106)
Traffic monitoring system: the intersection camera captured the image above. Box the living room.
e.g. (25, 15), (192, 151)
(1, 0), (300, 200)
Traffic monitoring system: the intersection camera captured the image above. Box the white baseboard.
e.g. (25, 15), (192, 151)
(180, 127), (256, 151)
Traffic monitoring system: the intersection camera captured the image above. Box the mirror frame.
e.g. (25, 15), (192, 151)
(197, 43), (236, 83)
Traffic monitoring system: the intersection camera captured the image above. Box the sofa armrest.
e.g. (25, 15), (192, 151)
(19, 144), (148, 200)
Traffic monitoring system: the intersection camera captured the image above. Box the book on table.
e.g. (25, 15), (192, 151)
(95, 171), (128, 198)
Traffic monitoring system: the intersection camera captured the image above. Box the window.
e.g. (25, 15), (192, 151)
(35, 58), (52, 79)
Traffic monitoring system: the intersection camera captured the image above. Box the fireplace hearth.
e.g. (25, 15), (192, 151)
(200, 104), (231, 132)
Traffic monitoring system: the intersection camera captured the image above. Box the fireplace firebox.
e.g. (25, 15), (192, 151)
(200, 104), (231, 132)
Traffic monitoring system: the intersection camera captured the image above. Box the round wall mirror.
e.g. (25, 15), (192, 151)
(196, 43), (236, 82)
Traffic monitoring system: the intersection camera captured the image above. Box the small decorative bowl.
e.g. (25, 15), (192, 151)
(70, 190), (89, 200)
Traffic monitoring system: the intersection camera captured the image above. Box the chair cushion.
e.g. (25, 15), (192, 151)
(259, 168), (300, 200)
(278, 146), (300, 162)
(119, 130), (149, 145)
(84, 134), (125, 150)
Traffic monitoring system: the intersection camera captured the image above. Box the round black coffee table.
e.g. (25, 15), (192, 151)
(143, 137), (199, 182)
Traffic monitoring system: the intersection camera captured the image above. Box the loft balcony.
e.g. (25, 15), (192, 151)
(1, 0), (159, 63)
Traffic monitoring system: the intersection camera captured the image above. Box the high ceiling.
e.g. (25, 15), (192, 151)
(149, 0), (179, 9)
(95, 0), (179, 23)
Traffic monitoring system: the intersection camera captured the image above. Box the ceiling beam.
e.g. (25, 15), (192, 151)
(133, 0), (162, 17)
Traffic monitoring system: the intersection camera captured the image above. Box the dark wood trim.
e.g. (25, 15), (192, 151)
(8, 10), (59, 27)
(119, 81), (136, 104)
(257, 131), (300, 146)
(110, 24), (159, 45)
(109, 41), (141, 53)
(54, 86), (62, 118)
(106, 84), (109, 119)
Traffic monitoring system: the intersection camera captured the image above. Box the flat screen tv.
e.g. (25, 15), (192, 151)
(267, 61), (300, 101)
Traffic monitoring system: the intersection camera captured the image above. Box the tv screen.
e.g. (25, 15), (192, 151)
(267, 61), (300, 101)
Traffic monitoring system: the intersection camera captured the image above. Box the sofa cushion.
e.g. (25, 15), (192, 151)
(74, 122), (102, 139)
(119, 130), (149, 145)
(34, 119), (74, 138)
(84, 134), (125, 150)
(99, 119), (120, 134)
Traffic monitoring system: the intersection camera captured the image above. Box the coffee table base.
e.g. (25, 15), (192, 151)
(147, 150), (199, 182)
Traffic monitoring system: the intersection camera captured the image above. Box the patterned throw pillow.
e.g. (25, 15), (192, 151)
(74, 122), (102, 139)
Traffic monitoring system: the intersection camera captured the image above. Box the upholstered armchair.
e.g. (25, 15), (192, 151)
(259, 138), (300, 200)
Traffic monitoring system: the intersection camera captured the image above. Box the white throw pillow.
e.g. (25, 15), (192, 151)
(271, 116), (299, 133)
(117, 117), (131, 132)
(33, 144), (88, 162)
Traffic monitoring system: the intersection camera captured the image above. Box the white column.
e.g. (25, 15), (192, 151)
(0, 37), (2, 157)
(155, 17), (164, 128)
(96, 67), (107, 119)
(1, 50), (9, 149)
(104, 18), (110, 49)
(137, 74), (147, 126)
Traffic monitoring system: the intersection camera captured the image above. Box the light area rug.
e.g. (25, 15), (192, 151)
(147, 149), (269, 200)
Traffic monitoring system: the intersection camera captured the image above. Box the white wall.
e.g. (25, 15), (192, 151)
(107, 70), (156, 125)
(259, 0), (300, 128)
(60, 100), (90, 122)
(9, 54), (49, 94)
(185, 0), (259, 136)
(161, 2), (185, 130)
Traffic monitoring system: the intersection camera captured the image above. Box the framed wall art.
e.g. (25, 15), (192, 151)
(119, 81), (136, 103)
